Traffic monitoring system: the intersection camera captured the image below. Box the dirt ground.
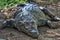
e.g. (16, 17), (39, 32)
(0, 5), (60, 40)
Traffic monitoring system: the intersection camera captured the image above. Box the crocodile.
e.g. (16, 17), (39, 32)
(0, 2), (60, 38)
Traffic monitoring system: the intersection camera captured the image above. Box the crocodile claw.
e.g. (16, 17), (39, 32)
(53, 16), (60, 21)
(47, 20), (58, 29)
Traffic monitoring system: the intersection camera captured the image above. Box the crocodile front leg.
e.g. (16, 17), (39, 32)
(0, 18), (15, 29)
(46, 20), (58, 29)
(38, 18), (58, 29)
(0, 21), (7, 29)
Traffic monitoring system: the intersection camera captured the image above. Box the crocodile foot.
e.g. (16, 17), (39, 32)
(47, 20), (58, 29)
(53, 16), (60, 21)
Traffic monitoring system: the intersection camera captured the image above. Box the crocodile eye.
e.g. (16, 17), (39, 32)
(31, 21), (34, 24)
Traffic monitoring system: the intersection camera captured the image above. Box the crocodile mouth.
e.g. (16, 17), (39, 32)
(15, 16), (39, 38)
(16, 25), (39, 38)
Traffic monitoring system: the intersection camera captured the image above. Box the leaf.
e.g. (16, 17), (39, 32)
(0, 0), (27, 8)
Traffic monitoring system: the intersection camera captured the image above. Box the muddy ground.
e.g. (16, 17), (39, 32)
(0, 5), (60, 40)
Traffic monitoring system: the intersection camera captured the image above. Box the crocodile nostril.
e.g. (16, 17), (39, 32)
(30, 30), (39, 38)
(30, 29), (37, 32)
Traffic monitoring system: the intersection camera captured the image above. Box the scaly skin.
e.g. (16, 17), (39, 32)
(14, 3), (59, 38)
(0, 3), (60, 38)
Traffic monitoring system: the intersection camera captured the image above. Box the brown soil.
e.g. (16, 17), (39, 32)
(0, 5), (60, 40)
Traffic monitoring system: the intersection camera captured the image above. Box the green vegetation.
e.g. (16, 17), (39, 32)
(0, 0), (27, 8)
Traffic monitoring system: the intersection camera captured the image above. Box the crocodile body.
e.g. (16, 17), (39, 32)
(14, 3), (56, 38)
(0, 3), (60, 38)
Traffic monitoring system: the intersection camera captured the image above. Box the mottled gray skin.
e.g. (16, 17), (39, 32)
(14, 3), (41, 38)
(14, 3), (54, 38)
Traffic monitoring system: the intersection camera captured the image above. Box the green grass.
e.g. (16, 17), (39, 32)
(0, 0), (27, 8)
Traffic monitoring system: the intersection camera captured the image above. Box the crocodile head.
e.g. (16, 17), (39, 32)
(15, 9), (39, 38)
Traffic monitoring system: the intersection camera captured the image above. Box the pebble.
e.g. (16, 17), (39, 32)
(55, 33), (60, 37)
(0, 38), (6, 40)
(46, 34), (55, 38)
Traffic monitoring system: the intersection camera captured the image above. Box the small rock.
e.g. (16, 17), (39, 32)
(43, 38), (56, 40)
(46, 34), (55, 38)
(46, 30), (56, 34)
(9, 33), (15, 37)
(0, 38), (6, 40)
(55, 33), (60, 37)
(57, 38), (60, 40)
(7, 33), (15, 38)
